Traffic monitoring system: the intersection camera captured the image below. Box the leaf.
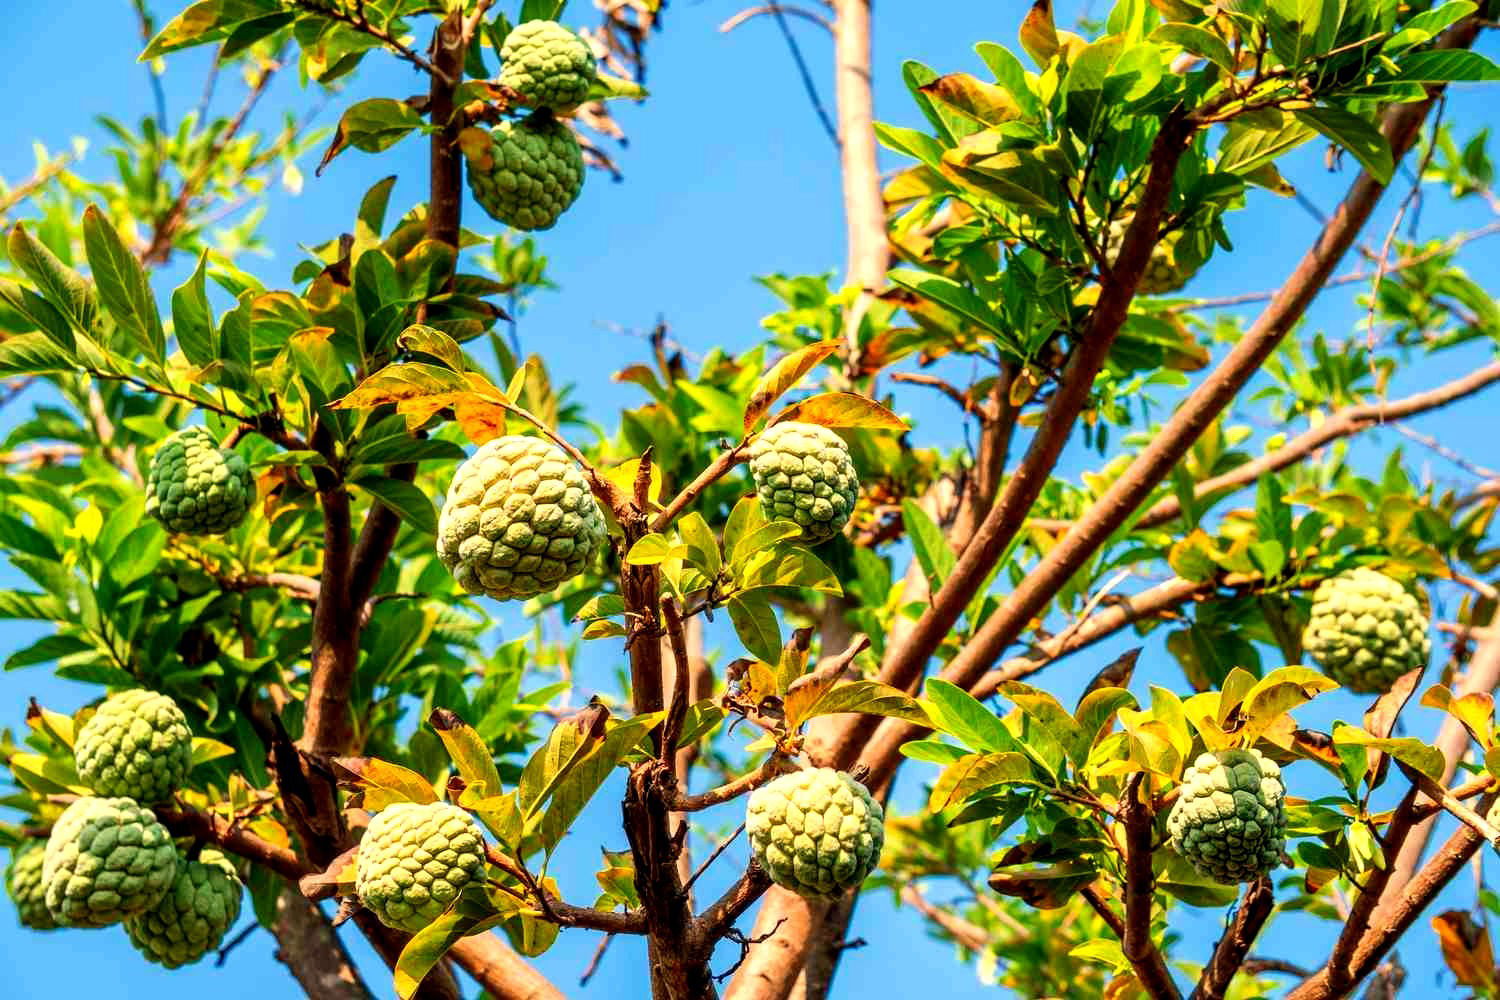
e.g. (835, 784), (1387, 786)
(625, 533), (684, 566)
(743, 341), (839, 432)
(533, 714), (659, 855)
(1217, 119), (1316, 176)
(918, 73), (1025, 128)
(923, 678), (1016, 753)
(83, 205), (164, 362)
(1295, 108), (1394, 185)
(988, 860), (1097, 909)
(888, 269), (1012, 344)
(1419, 684), (1494, 750)
(430, 708), (504, 799)
(333, 757), (437, 811)
(171, 252), (216, 367)
(141, 0), (282, 57)
(1433, 910), (1498, 993)
(727, 592), (781, 663)
(737, 546), (843, 595)
(189, 737), (235, 768)
(351, 474), (438, 536)
(8, 222), (92, 339)
(729, 520), (801, 570)
(8, 752), (83, 795)
(999, 681), (1086, 767)
(1332, 722), (1445, 782)
(1389, 50), (1500, 83)
(319, 99), (426, 174)
(0, 332), (77, 375)
(791, 679), (928, 728)
(1149, 23), (1234, 73)
(902, 499), (955, 589)
(929, 752), (1035, 810)
(394, 903), (497, 999)
(396, 324), (465, 370)
(1019, 0), (1060, 66)
(678, 511), (721, 580)
(769, 392), (908, 431)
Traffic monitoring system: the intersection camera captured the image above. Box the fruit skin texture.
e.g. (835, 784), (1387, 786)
(43, 796), (177, 927)
(6, 841), (57, 930)
(355, 802), (486, 933)
(145, 426), (254, 535)
(748, 422), (859, 545)
(124, 849), (243, 968)
(499, 20), (596, 110)
(74, 689), (193, 803)
(465, 116), (584, 231)
(1166, 748), (1286, 884)
(437, 435), (607, 601)
(1302, 568), (1431, 694)
(745, 768), (884, 898)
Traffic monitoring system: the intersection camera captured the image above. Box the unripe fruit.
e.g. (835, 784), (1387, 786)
(499, 21), (597, 111)
(145, 426), (254, 535)
(463, 116), (584, 231)
(124, 849), (243, 968)
(748, 422), (859, 545)
(745, 768), (884, 898)
(1166, 748), (1286, 884)
(6, 841), (57, 930)
(1302, 568), (1431, 694)
(43, 796), (177, 927)
(355, 802), (487, 933)
(74, 689), (193, 803)
(1105, 216), (1198, 295)
(437, 435), (607, 601)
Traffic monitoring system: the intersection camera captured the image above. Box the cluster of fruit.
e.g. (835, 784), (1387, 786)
(5, 690), (243, 968)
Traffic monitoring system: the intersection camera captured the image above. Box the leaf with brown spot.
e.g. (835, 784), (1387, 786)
(769, 391), (909, 431)
(988, 859), (1097, 909)
(918, 73), (1024, 129)
(1291, 729), (1344, 773)
(1082, 648), (1141, 697)
(1019, 0), (1060, 67)
(743, 341), (839, 432)
(1419, 683), (1495, 750)
(1433, 910), (1499, 991)
(333, 757), (438, 810)
(430, 708), (504, 799)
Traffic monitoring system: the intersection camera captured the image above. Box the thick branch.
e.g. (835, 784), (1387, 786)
(1121, 776), (1181, 1000)
(155, 804), (311, 882)
(272, 888), (374, 1000)
(1190, 878), (1274, 1000)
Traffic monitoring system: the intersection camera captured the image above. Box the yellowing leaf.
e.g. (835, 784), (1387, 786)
(743, 341), (839, 432)
(1019, 0), (1060, 67)
(769, 391), (909, 431)
(929, 752), (1035, 810)
(429, 708), (503, 799)
(333, 756), (438, 810)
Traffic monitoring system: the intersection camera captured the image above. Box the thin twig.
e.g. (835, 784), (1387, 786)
(720, 3), (839, 148)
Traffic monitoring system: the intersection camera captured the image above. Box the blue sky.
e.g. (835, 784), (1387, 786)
(2, 1), (1499, 997)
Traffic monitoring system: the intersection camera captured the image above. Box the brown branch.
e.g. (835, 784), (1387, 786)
(663, 758), (793, 812)
(272, 887), (374, 1000)
(154, 803), (311, 882)
(301, 476), (355, 754)
(448, 936), (569, 1000)
(0, 152), (75, 219)
(1039, 360), (1500, 533)
(1328, 786), (1420, 977)
(651, 441), (749, 531)
(660, 597), (691, 767)
(693, 862), (774, 945)
(1190, 878), (1274, 1000)
(1080, 883), (1127, 939)
(1120, 775), (1182, 1000)
(1288, 820), (1485, 998)
(218, 572), (322, 602)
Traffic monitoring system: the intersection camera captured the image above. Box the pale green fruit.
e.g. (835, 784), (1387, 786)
(464, 115), (584, 231)
(1302, 568), (1431, 694)
(745, 769), (884, 898)
(355, 802), (486, 932)
(124, 849), (243, 968)
(748, 422), (859, 545)
(6, 841), (57, 930)
(43, 796), (177, 927)
(1106, 216), (1199, 294)
(437, 435), (607, 601)
(499, 20), (597, 110)
(145, 426), (254, 534)
(74, 689), (193, 803)
(1166, 748), (1286, 884)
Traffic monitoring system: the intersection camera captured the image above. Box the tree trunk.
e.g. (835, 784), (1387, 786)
(272, 888), (373, 1000)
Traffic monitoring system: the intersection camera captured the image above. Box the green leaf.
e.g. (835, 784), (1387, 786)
(396, 324), (465, 370)
(769, 392), (908, 431)
(5, 633), (92, 670)
(351, 474), (438, 536)
(1333, 722), (1445, 782)
(729, 520), (801, 570)
(1294, 108), (1394, 185)
(901, 499), (955, 589)
(0, 332), (77, 375)
(533, 714), (659, 855)
(1149, 23), (1234, 73)
(189, 736), (235, 768)
(394, 904), (498, 999)
(793, 679), (929, 727)
(624, 533), (684, 566)
(998, 682), (1086, 768)
(923, 678), (1017, 753)
(929, 752), (1036, 810)
(678, 511), (721, 580)
(586, 71), (648, 101)
(319, 99), (427, 174)
(737, 546), (843, 595)
(888, 270), (1015, 348)
(8, 223), (93, 339)
(1217, 119), (1316, 176)
(727, 592), (781, 663)
(171, 252), (215, 367)
(83, 205), (165, 362)
(1388, 49), (1500, 83)
(141, 0), (282, 57)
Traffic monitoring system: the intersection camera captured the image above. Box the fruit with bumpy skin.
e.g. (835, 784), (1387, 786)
(355, 802), (486, 932)
(6, 841), (56, 930)
(437, 435), (607, 601)
(74, 689), (193, 803)
(145, 426), (254, 535)
(499, 21), (596, 110)
(43, 796), (177, 927)
(745, 768), (884, 898)
(1106, 216), (1199, 295)
(1302, 568), (1430, 694)
(124, 849), (243, 968)
(1166, 748), (1286, 884)
(748, 422), (859, 545)
(463, 116), (584, 231)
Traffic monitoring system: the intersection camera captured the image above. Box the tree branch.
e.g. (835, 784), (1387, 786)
(1190, 878), (1274, 1000)
(272, 887), (375, 1000)
(1121, 775), (1182, 1000)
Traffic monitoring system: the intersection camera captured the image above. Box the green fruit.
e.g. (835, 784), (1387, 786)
(1166, 748), (1286, 884)
(1106, 216), (1198, 295)
(464, 115), (584, 231)
(74, 689), (193, 803)
(125, 849), (243, 968)
(437, 435), (607, 601)
(43, 796), (177, 927)
(745, 768), (884, 898)
(355, 802), (486, 933)
(748, 422), (859, 545)
(145, 426), (254, 535)
(1302, 568), (1431, 694)
(6, 841), (57, 930)
(499, 20), (596, 110)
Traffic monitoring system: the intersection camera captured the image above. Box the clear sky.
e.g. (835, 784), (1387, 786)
(2, 1), (1499, 998)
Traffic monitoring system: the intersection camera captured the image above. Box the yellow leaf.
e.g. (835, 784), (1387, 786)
(769, 391), (909, 431)
(744, 341), (840, 433)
